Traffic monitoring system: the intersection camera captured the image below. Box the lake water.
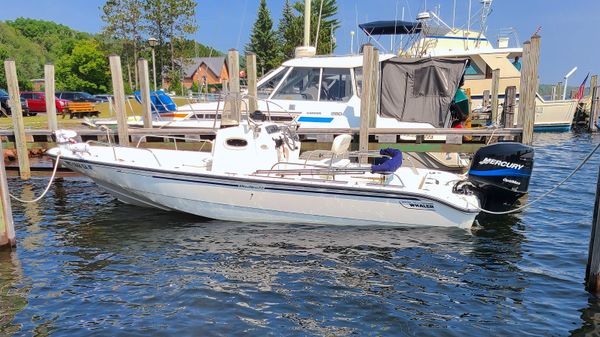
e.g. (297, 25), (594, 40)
(1, 131), (600, 336)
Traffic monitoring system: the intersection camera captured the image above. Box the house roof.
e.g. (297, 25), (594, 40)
(181, 57), (227, 78)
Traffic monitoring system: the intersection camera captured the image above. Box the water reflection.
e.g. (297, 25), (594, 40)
(1, 130), (598, 336)
(571, 297), (600, 337)
(0, 251), (27, 335)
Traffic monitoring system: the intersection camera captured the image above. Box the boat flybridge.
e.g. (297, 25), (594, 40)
(48, 117), (533, 229)
(359, 0), (577, 131)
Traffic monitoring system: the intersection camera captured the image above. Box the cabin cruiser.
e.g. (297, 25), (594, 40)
(359, 1), (577, 131)
(47, 119), (534, 229)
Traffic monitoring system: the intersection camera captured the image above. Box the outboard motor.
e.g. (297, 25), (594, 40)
(465, 142), (534, 210)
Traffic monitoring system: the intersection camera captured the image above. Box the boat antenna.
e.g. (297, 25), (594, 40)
(467, 0), (472, 44)
(392, 0), (398, 52)
(314, 0), (325, 52)
(452, 0), (456, 28)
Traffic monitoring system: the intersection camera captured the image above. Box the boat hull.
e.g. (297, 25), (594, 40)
(57, 157), (477, 229)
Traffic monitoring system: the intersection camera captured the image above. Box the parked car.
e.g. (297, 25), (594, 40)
(21, 91), (69, 114)
(56, 91), (104, 103)
(0, 89), (31, 116)
(93, 94), (112, 102)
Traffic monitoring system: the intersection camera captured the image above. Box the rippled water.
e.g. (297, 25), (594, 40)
(1, 132), (600, 336)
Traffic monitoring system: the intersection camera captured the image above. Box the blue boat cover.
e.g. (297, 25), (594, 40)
(371, 148), (403, 173)
(133, 90), (177, 113)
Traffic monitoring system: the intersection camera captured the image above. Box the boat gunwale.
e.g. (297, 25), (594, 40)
(47, 151), (479, 214)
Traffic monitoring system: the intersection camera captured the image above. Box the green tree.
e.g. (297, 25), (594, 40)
(292, 0), (339, 55)
(144, 0), (198, 87)
(101, 0), (144, 90)
(55, 40), (111, 94)
(278, 0), (301, 61)
(7, 18), (90, 62)
(0, 22), (46, 89)
(246, 0), (280, 76)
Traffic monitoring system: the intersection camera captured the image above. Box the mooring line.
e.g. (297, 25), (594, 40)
(469, 140), (600, 215)
(9, 154), (61, 203)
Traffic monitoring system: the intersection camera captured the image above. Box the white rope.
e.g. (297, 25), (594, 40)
(468, 140), (600, 215)
(10, 154), (61, 203)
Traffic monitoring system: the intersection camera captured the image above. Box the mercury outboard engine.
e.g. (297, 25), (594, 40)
(463, 142), (534, 210)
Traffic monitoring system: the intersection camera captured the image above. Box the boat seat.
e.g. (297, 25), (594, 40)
(331, 134), (352, 156)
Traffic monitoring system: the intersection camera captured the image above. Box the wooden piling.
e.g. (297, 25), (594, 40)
(590, 85), (599, 133)
(4, 60), (30, 180)
(137, 58), (153, 128)
(590, 75), (598, 102)
(225, 49), (241, 125)
(517, 41), (531, 128)
(482, 90), (490, 109)
(556, 81), (563, 100)
(44, 64), (58, 131)
(359, 44), (375, 164)
(246, 52), (258, 114)
(369, 48), (380, 129)
(586, 165), (600, 295)
(109, 55), (129, 146)
(521, 35), (540, 145)
(502, 86), (517, 129)
(0, 140), (15, 250)
(490, 68), (500, 124)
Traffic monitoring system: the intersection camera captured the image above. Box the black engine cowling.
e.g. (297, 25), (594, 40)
(466, 142), (534, 210)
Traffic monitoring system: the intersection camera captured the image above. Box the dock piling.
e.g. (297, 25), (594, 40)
(490, 68), (500, 124)
(137, 58), (153, 128)
(223, 49), (241, 126)
(586, 164), (600, 295)
(359, 44), (375, 164)
(517, 42), (531, 128)
(0, 140), (15, 250)
(520, 34), (540, 145)
(109, 55), (130, 146)
(589, 75), (598, 133)
(246, 52), (258, 114)
(482, 90), (490, 109)
(590, 85), (599, 133)
(4, 60), (31, 180)
(44, 64), (58, 131)
(502, 86), (517, 129)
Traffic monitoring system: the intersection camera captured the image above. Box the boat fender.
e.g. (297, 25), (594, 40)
(371, 148), (403, 173)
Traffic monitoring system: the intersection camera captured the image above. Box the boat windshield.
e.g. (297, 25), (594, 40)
(320, 68), (353, 102)
(257, 67), (288, 99)
(270, 67), (355, 102)
(272, 67), (320, 101)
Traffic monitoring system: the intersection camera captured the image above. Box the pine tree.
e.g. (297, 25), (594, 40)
(278, 0), (301, 60)
(246, 0), (280, 76)
(292, 0), (340, 55)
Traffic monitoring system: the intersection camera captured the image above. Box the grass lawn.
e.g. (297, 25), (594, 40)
(0, 98), (190, 130)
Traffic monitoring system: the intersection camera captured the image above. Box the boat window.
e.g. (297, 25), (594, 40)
(354, 67), (363, 97)
(257, 67), (288, 99)
(413, 66), (452, 97)
(320, 68), (353, 102)
(465, 62), (483, 76)
(272, 67), (321, 101)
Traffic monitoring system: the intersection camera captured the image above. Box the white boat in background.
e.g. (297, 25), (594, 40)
(47, 119), (534, 229)
(359, 0), (577, 131)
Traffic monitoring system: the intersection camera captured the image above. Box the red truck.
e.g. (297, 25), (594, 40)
(21, 91), (69, 115)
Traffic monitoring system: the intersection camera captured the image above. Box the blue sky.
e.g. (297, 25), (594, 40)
(0, 0), (598, 85)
